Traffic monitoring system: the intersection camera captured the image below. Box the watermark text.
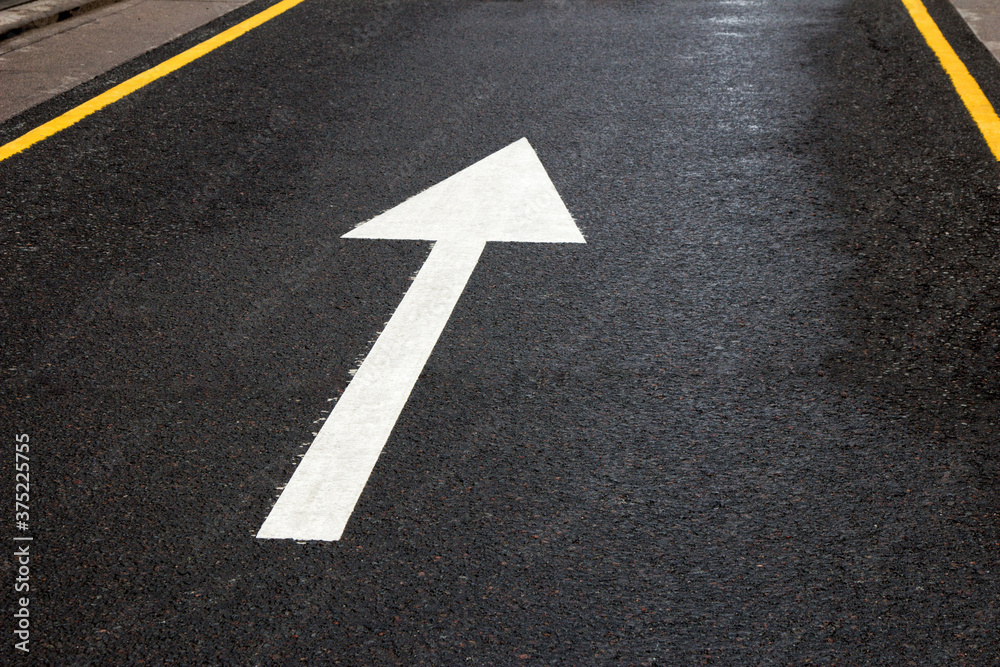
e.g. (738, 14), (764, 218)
(13, 433), (31, 654)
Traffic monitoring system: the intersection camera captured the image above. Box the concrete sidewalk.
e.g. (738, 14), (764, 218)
(952, 0), (1000, 61)
(0, 0), (253, 123)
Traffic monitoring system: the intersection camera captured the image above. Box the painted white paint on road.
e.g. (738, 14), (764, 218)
(257, 138), (585, 541)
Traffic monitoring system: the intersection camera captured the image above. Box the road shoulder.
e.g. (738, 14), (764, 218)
(0, 0), (253, 122)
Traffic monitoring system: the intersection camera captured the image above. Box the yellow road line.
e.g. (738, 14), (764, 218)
(901, 0), (1000, 160)
(0, 0), (307, 163)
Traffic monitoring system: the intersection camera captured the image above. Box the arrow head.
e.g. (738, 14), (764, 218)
(343, 138), (585, 244)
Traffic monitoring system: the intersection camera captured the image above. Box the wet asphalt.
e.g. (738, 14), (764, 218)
(1, 0), (999, 663)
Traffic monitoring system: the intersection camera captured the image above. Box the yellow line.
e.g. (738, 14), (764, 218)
(0, 0), (307, 163)
(901, 0), (1000, 160)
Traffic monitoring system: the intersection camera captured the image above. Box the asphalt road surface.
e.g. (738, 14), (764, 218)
(2, 0), (999, 663)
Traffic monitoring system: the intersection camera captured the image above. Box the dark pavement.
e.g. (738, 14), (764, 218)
(1, 0), (999, 663)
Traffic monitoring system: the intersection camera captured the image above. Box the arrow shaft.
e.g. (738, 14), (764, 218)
(257, 237), (486, 541)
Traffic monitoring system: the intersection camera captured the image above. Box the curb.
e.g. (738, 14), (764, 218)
(0, 0), (122, 41)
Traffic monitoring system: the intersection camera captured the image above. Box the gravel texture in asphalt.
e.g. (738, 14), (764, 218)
(0, 0), (998, 663)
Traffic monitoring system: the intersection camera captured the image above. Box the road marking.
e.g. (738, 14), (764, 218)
(0, 0), (307, 164)
(901, 0), (1000, 159)
(257, 138), (585, 541)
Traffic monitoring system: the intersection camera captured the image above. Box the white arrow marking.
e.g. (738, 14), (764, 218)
(257, 138), (585, 541)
